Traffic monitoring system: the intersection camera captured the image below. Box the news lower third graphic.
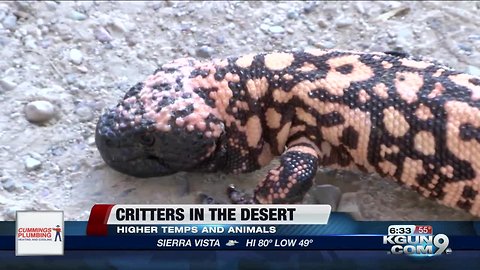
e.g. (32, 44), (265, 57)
(3, 204), (479, 255)
(15, 211), (64, 256)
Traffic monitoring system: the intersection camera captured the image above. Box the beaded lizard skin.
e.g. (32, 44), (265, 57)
(95, 49), (480, 217)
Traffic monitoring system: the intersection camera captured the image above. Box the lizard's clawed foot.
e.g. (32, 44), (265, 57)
(227, 184), (256, 204)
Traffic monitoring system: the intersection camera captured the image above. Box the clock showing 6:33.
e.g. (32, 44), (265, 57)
(388, 225), (433, 235)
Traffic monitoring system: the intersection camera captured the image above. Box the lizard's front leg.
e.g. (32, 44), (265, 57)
(229, 138), (319, 204)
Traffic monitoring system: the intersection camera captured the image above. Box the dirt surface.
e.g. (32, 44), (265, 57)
(1, 1), (480, 221)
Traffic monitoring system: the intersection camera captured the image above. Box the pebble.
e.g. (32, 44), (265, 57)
(55, 23), (73, 41)
(467, 34), (480, 41)
(25, 157), (42, 171)
(44, 1), (58, 11)
(65, 73), (77, 85)
(195, 45), (215, 58)
(259, 23), (269, 32)
(315, 40), (336, 49)
(87, 136), (96, 146)
(24, 36), (37, 49)
(2, 14), (17, 30)
(467, 65), (480, 77)
(309, 184), (342, 211)
(125, 30), (141, 46)
(24, 100), (56, 123)
(94, 26), (113, 43)
(395, 26), (414, 49)
(2, 178), (16, 192)
(109, 19), (128, 34)
(317, 19), (328, 28)
(75, 105), (94, 122)
(458, 43), (473, 52)
(287, 10), (299, 20)
(0, 78), (17, 91)
(335, 17), (354, 28)
(69, 48), (83, 65)
(268, 25), (285, 34)
(216, 35), (225, 44)
(70, 10), (87, 21)
(303, 3), (317, 14)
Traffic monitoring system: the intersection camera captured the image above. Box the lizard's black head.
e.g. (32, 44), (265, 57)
(95, 58), (226, 178)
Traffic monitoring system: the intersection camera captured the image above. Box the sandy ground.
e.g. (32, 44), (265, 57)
(1, 1), (480, 221)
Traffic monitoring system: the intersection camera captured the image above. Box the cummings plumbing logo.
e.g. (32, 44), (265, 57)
(16, 211), (64, 256)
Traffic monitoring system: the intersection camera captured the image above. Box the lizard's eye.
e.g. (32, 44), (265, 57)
(139, 134), (155, 146)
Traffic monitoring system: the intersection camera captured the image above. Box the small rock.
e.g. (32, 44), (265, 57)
(467, 65), (480, 77)
(24, 36), (37, 49)
(303, 3), (317, 14)
(22, 182), (34, 190)
(268, 25), (285, 34)
(335, 17), (354, 28)
(315, 40), (336, 49)
(2, 178), (16, 192)
(259, 23), (269, 31)
(2, 14), (17, 30)
(54, 23), (73, 41)
(225, 14), (234, 21)
(94, 26), (113, 43)
(458, 43), (473, 52)
(395, 26), (414, 49)
(0, 78), (17, 91)
(195, 46), (215, 58)
(87, 136), (96, 145)
(109, 19), (128, 34)
(44, 1), (58, 11)
(355, 2), (366, 14)
(309, 184), (342, 211)
(125, 31), (140, 46)
(25, 157), (42, 171)
(69, 48), (83, 65)
(103, 42), (114, 50)
(287, 10), (299, 20)
(468, 34), (480, 41)
(75, 105), (94, 122)
(65, 73), (77, 85)
(317, 19), (328, 28)
(216, 35), (225, 44)
(70, 10), (87, 21)
(25, 100), (56, 123)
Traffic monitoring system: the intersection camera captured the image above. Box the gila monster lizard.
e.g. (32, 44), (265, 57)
(95, 49), (480, 217)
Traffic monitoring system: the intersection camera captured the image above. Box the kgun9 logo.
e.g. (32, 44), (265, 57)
(383, 234), (451, 256)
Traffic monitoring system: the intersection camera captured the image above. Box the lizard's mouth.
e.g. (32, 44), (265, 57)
(95, 122), (176, 178)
